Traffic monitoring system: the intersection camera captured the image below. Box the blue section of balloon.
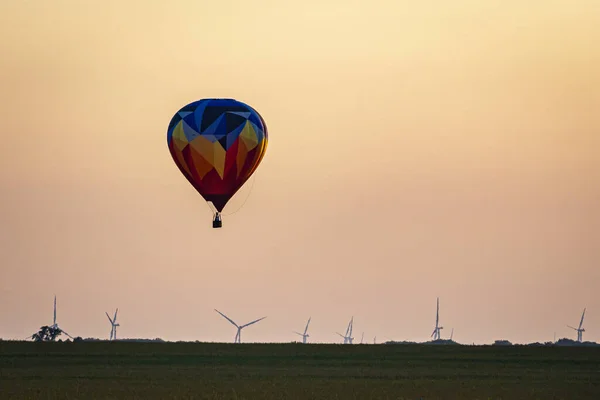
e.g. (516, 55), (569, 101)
(166, 98), (263, 151)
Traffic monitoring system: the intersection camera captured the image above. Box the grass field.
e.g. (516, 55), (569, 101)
(1, 341), (599, 399)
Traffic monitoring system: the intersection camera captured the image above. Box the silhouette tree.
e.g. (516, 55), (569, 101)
(31, 325), (64, 342)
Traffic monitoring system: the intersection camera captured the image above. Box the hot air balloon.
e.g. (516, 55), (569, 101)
(166, 98), (268, 228)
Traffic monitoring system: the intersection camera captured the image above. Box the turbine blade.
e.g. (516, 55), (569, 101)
(567, 325), (577, 330)
(114, 308), (119, 322)
(54, 295), (57, 325)
(214, 309), (239, 328)
(579, 308), (586, 329)
(345, 317), (353, 336)
(106, 312), (113, 324)
(241, 316), (266, 328)
(293, 331), (303, 336)
(61, 330), (74, 339)
(304, 317), (311, 335)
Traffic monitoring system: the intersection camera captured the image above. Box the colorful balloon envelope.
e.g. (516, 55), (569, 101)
(166, 98), (268, 227)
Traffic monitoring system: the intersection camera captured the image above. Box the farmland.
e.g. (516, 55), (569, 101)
(1, 341), (599, 399)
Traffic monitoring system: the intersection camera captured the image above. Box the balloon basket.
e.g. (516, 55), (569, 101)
(212, 214), (222, 228)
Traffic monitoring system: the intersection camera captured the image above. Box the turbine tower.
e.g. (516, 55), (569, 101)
(293, 317), (311, 344)
(105, 308), (120, 340)
(450, 328), (454, 341)
(215, 309), (266, 343)
(431, 297), (443, 341)
(567, 308), (586, 343)
(336, 317), (354, 344)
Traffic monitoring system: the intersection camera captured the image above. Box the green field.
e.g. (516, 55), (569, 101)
(1, 341), (599, 399)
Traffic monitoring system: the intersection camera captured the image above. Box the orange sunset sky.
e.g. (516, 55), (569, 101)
(0, 0), (598, 344)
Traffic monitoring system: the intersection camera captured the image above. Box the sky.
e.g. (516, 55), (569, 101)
(0, 0), (598, 344)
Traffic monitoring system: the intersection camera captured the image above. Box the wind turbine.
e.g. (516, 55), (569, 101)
(215, 309), (266, 343)
(293, 317), (311, 344)
(567, 308), (586, 343)
(336, 317), (354, 344)
(105, 308), (120, 340)
(431, 297), (443, 341)
(31, 295), (73, 340)
(450, 328), (454, 341)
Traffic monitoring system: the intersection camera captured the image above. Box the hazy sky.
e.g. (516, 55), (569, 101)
(1, 0), (598, 344)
